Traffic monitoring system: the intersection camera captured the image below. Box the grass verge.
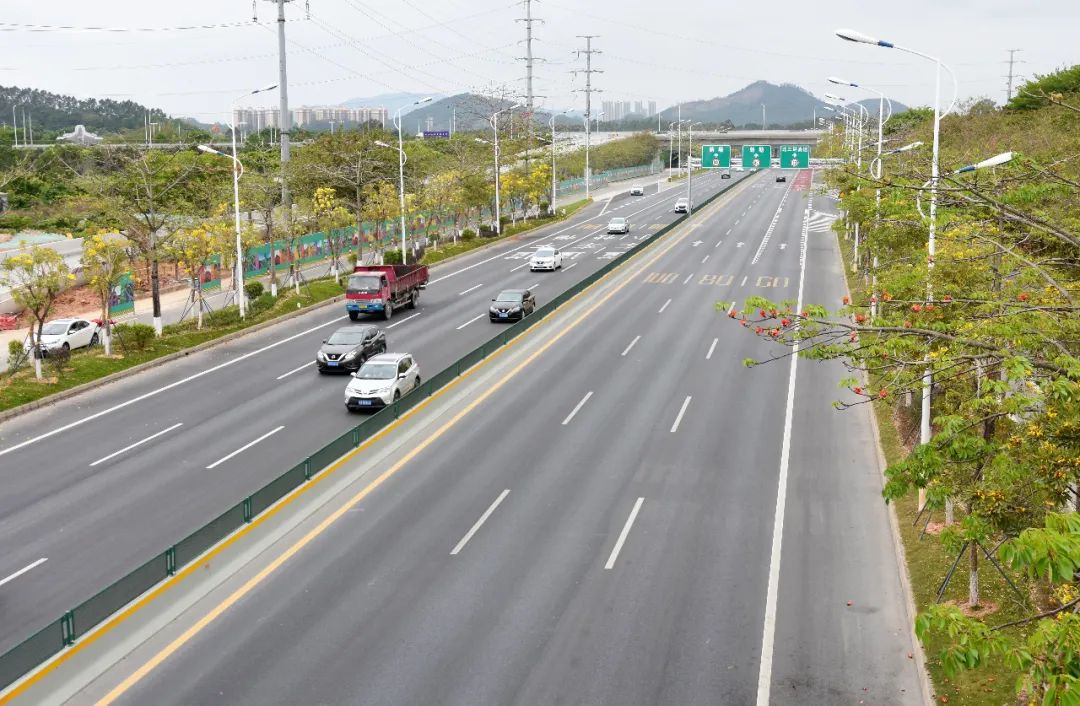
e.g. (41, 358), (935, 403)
(0, 278), (345, 413)
(833, 224), (1030, 705)
(420, 199), (591, 267)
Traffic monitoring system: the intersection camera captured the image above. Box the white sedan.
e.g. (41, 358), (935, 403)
(529, 247), (563, 271)
(24, 318), (100, 356)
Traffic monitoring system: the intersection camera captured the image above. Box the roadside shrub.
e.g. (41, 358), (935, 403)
(248, 293), (275, 316)
(244, 281), (264, 300)
(7, 340), (27, 373)
(460, 228), (477, 241)
(205, 306), (242, 328)
(383, 248), (403, 264)
(114, 322), (156, 353)
(45, 345), (70, 377)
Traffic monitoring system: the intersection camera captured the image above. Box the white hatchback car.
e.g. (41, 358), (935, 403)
(529, 247), (563, 271)
(607, 217), (630, 234)
(345, 352), (421, 411)
(24, 318), (99, 356)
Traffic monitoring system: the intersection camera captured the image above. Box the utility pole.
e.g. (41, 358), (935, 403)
(1004, 48), (1023, 102)
(260, 0), (296, 205)
(574, 35), (602, 199)
(517, 0), (544, 173)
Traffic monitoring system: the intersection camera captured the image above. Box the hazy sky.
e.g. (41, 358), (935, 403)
(2, 0), (1077, 121)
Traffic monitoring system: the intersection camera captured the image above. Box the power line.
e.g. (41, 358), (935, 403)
(0, 20), (258, 33)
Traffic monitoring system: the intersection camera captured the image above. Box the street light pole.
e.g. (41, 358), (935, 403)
(687, 121), (700, 213)
(490, 103), (521, 234)
(549, 110), (567, 215)
(393, 97), (433, 264)
(836, 28), (959, 510)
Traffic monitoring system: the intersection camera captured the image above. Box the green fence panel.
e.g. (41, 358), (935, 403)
(71, 551), (170, 640)
(249, 462), (308, 517)
(308, 428), (357, 476)
(174, 501), (247, 568)
(0, 617), (66, 692)
(396, 386), (427, 417)
(426, 366), (458, 395)
(356, 406), (394, 437)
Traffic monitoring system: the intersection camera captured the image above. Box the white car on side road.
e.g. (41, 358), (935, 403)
(629, 185), (644, 196)
(345, 352), (421, 412)
(607, 217), (630, 234)
(23, 318), (99, 356)
(529, 247), (563, 271)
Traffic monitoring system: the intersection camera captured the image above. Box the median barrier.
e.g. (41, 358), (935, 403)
(0, 170), (751, 694)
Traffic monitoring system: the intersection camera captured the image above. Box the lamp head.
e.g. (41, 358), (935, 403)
(824, 92), (845, 102)
(197, 144), (218, 155)
(835, 28), (891, 47)
(416, 96), (433, 105)
(256, 84), (278, 94)
(974, 151), (1014, 170)
(828, 76), (856, 87)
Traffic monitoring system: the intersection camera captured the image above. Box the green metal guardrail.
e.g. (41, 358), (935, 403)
(0, 172), (749, 693)
(556, 162), (663, 196)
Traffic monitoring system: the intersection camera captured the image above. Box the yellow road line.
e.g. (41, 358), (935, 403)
(95, 203), (709, 705)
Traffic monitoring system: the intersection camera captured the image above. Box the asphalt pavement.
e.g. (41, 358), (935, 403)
(0, 168), (747, 655)
(63, 168), (925, 705)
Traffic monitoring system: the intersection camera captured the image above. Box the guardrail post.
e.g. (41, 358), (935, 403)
(352, 428), (360, 447)
(62, 611), (75, 645)
(243, 497), (253, 523)
(166, 547), (177, 575)
(304, 457), (312, 481)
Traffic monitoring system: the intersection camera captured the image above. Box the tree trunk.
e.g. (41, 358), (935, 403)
(267, 224), (278, 298)
(150, 256), (162, 336)
(969, 537), (980, 607)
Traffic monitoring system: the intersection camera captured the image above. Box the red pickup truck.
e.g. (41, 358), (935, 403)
(345, 264), (429, 320)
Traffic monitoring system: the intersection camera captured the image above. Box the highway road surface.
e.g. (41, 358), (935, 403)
(18, 169), (923, 705)
(0, 168), (744, 656)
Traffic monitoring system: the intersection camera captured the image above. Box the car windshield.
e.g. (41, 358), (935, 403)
(354, 362), (396, 380)
(533, 249), (555, 257)
(495, 291), (523, 303)
(327, 329), (368, 345)
(609, 218), (626, 224)
(42, 322), (70, 335)
(347, 275), (382, 294)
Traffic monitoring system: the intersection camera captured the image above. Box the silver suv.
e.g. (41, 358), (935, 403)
(674, 197), (691, 213)
(344, 352), (421, 411)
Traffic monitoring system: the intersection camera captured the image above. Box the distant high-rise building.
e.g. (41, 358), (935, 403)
(234, 105), (388, 132)
(648, 100), (657, 116)
(634, 101), (644, 115)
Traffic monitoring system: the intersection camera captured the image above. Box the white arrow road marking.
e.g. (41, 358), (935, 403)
(736, 242), (745, 248)
(691, 240), (703, 247)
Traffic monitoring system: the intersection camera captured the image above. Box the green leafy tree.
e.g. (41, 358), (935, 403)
(1, 245), (74, 379)
(81, 232), (131, 354)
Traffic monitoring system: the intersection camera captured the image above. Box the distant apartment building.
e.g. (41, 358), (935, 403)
(599, 99), (658, 122)
(233, 105), (388, 132)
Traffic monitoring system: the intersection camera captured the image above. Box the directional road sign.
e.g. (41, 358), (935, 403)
(741, 144), (772, 169)
(779, 144), (811, 168)
(701, 144), (731, 169)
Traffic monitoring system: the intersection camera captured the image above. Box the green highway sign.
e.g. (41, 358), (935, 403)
(779, 144), (811, 169)
(741, 144), (772, 169)
(701, 144), (731, 169)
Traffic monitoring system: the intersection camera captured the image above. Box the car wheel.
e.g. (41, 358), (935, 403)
(348, 311), (359, 321)
(90, 333), (99, 347)
(407, 291), (418, 309)
(383, 301), (393, 320)
(61, 343), (70, 353)
(393, 389), (401, 402)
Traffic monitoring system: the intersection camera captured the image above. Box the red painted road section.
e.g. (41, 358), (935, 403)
(791, 169), (813, 191)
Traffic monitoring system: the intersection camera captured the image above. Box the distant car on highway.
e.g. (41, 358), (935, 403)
(529, 247), (563, 272)
(23, 318), (99, 356)
(317, 324), (386, 373)
(629, 185), (644, 196)
(489, 289), (535, 322)
(721, 171), (731, 179)
(776, 174), (787, 183)
(674, 198), (692, 213)
(734, 165), (745, 172)
(344, 352), (420, 411)
(607, 217), (630, 234)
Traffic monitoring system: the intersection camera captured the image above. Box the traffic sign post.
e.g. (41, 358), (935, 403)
(701, 144), (731, 169)
(741, 144), (772, 169)
(779, 144), (811, 168)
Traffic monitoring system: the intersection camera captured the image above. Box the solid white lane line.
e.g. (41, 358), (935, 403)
(205, 426), (285, 470)
(604, 497), (644, 570)
(562, 391), (594, 425)
(510, 262), (530, 273)
(456, 313), (486, 330)
(706, 338), (718, 360)
(385, 312), (421, 329)
(670, 395), (692, 433)
(451, 489), (511, 555)
(658, 298), (672, 314)
(89, 423), (184, 467)
(621, 335), (641, 356)
(753, 180), (793, 265)
(756, 190), (811, 706)
(276, 362), (312, 380)
(0, 316), (345, 459)
(458, 283), (484, 295)
(527, 283), (539, 291)
(564, 263), (578, 271)
(599, 195), (615, 216)
(0, 558), (48, 588)
(701, 255), (709, 264)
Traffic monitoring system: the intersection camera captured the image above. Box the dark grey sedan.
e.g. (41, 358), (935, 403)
(489, 289), (536, 322)
(316, 325), (387, 373)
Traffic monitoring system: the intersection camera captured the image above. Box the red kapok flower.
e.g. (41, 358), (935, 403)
(842, 295), (850, 305)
